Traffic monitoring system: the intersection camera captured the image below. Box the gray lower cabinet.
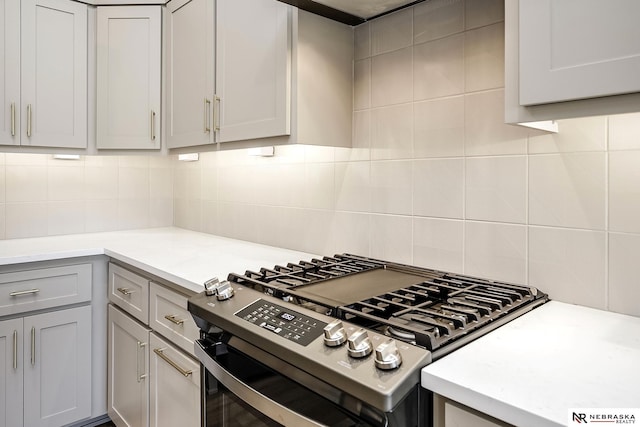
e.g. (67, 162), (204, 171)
(434, 394), (513, 427)
(107, 262), (200, 427)
(1, 305), (92, 427)
(0, 263), (93, 427)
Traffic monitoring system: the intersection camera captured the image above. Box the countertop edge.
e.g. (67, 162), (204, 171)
(421, 370), (563, 427)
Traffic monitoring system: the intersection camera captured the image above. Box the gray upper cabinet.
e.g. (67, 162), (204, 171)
(165, 0), (215, 149)
(0, 0), (87, 149)
(505, 0), (640, 123)
(97, 6), (162, 150)
(166, 0), (353, 150)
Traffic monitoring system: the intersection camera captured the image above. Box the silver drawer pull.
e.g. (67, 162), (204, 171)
(137, 341), (147, 383)
(154, 348), (193, 377)
(10, 289), (40, 297)
(164, 314), (184, 325)
(117, 287), (134, 296)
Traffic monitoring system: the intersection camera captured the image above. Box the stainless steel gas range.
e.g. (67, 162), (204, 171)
(188, 254), (548, 427)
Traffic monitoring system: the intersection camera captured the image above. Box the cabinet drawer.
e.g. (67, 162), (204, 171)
(149, 283), (199, 357)
(108, 263), (149, 323)
(0, 264), (92, 317)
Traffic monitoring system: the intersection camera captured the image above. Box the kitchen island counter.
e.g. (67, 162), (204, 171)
(0, 227), (315, 294)
(422, 300), (640, 427)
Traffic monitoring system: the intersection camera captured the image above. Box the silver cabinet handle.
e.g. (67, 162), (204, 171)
(10, 102), (15, 136)
(27, 104), (32, 137)
(13, 330), (17, 370)
(117, 287), (134, 296)
(150, 110), (156, 141)
(154, 348), (192, 377)
(10, 289), (40, 297)
(31, 327), (35, 366)
(204, 98), (211, 133)
(164, 314), (184, 325)
(213, 95), (220, 132)
(137, 341), (147, 383)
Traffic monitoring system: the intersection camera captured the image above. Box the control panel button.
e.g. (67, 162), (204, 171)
(374, 339), (403, 370)
(323, 320), (347, 347)
(347, 328), (372, 358)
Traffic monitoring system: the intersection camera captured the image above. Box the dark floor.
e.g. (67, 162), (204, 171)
(96, 422), (115, 427)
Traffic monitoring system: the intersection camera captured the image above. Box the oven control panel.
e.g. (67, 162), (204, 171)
(235, 299), (327, 347)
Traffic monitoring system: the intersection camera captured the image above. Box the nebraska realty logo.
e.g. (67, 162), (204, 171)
(569, 408), (639, 425)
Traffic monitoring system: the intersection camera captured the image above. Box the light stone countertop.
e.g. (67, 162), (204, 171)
(0, 227), (316, 294)
(422, 301), (640, 427)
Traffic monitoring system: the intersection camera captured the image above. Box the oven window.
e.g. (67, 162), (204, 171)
(202, 345), (379, 427)
(206, 380), (282, 427)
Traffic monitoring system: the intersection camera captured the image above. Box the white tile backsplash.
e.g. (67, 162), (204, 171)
(413, 158), (464, 219)
(371, 47), (413, 107)
(464, 22), (504, 92)
(370, 214), (413, 264)
(48, 167), (85, 201)
(528, 116), (607, 154)
(6, 166), (47, 202)
(465, 156), (526, 224)
(465, 221), (527, 284)
(6, 202), (49, 239)
(609, 150), (640, 233)
(414, 34), (464, 100)
(529, 226), (606, 310)
(371, 7), (413, 56)
(371, 103), (414, 160)
(413, 217), (463, 273)
(609, 232), (640, 316)
(529, 153), (606, 230)
(354, 22), (371, 60)
(464, 0), (504, 30)
(465, 89), (528, 156)
(414, 96), (465, 158)
(609, 112), (640, 151)
(354, 59), (371, 111)
(414, 0), (464, 44)
(0, 0), (638, 318)
(371, 160), (413, 215)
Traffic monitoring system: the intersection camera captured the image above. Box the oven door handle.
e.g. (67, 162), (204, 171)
(195, 342), (326, 427)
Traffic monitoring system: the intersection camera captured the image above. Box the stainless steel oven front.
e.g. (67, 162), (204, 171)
(195, 333), (429, 427)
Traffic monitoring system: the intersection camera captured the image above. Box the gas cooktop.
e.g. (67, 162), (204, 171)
(225, 254), (548, 357)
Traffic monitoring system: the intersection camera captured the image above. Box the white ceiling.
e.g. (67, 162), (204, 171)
(311, 0), (418, 19)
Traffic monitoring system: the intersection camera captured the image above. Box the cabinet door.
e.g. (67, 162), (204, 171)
(0, 318), (22, 427)
(97, 6), (161, 150)
(166, 0), (214, 149)
(21, 0), (87, 148)
(149, 333), (199, 427)
(0, 0), (20, 146)
(216, 0), (290, 143)
(108, 304), (151, 427)
(23, 306), (92, 427)
(519, 0), (640, 105)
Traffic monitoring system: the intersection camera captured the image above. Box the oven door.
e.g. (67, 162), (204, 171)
(195, 335), (390, 427)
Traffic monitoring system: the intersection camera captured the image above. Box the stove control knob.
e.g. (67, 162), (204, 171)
(323, 320), (347, 347)
(374, 339), (403, 371)
(347, 328), (373, 359)
(204, 277), (234, 301)
(215, 280), (234, 301)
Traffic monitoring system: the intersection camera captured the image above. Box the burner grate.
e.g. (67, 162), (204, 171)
(227, 255), (547, 353)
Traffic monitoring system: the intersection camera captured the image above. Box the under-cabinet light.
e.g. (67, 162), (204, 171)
(247, 146), (275, 157)
(178, 153), (199, 162)
(52, 154), (81, 160)
(518, 120), (559, 133)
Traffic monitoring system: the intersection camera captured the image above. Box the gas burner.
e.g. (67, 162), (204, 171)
(386, 326), (417, 343)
